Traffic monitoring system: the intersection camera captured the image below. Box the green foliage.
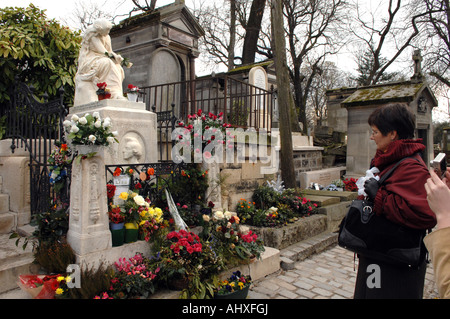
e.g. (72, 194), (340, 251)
(0, 4), (81, 105)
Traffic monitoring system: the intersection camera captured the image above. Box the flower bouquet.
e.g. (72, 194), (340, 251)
(126, 84), (139, 102)
(201, 210), (265, 264)
(117, 190), (151, 243)
(96, 82), (111, 100)
(64, 112), (118, 147)
(138, 206), (166, 242)
(108, 204), (126, 246)
(214, 271), (251, 299)
(48, 142), (72, 193)
(18, 274), (70, 299)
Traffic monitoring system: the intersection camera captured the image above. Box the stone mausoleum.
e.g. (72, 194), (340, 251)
(326, 50), (438, 179)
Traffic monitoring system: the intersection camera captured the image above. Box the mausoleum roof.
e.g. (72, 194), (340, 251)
(341, 81), (437, 107)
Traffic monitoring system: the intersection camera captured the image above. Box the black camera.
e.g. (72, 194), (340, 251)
(430, 152), (447, 178)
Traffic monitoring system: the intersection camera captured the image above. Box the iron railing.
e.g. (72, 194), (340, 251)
(4, 81), (69, 216)
(139, 75), (274, 130)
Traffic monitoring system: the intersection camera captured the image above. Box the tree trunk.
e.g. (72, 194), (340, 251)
(242, 0), (266, 65)
(270, 0), (296, 189)
(228, 0), (237, 71)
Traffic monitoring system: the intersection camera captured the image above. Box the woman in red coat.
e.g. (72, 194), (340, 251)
(353, 103), (436, 299)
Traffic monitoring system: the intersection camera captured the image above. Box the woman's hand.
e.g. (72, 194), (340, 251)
(425, 169), (450, 230)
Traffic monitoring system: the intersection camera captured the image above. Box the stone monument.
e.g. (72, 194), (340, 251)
(67, 18), (157, 269)
(74, 18), (128, 106)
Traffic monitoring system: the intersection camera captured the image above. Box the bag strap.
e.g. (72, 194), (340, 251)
(378, 155), (420, 185)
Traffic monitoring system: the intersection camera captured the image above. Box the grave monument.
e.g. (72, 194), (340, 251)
(67, 18), (158, 268)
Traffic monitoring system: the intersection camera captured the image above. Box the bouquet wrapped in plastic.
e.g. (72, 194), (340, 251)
(18, 274), (60, 299)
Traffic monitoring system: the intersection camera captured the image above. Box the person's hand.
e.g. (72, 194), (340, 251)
(425, 169), (450, 230)
(364, 177), (379, 202)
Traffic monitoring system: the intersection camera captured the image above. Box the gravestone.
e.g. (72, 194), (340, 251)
(249, 66), (270, 129)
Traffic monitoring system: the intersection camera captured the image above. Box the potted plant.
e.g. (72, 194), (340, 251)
(117, 190), (151, 243)
(96, 82), (111, 100)
(214, 271), (251, 299)
(108, 205), (125, 247)
(126, 84), (139, 102)
(153, 229), (224, 298)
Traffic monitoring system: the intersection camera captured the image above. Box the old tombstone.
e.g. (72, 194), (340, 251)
(249, 66), (270, 129)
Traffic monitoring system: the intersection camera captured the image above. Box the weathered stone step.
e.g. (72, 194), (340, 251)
(279, 231), (338, 270)
(0, 230), (34, 294)
(250, 214), (328, 250)
(301, 189), (358, 202)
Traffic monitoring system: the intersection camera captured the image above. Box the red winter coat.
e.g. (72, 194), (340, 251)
(371, 139), (436, 230)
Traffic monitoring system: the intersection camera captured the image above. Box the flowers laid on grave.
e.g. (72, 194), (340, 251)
(138, 206), (166, 242)
(343, 177), (358, 192)
(96, 82), (111, 100)
(106, 253), (159, 299)
(152, 229), (224, 298)
(175, 109), (235, 161)
(236, 186), (319, 227)
(200, 210), (265, 264)
(214, 271), (251, 299)
(18, 274), (73, 299)
(48, 142), (72, 193)
(64, 112), (118, 147)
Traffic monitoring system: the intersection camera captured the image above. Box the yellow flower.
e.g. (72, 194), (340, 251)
(238, 282), (244, 290)
(55, 288), (64, 295)
(119, 192), (128, 200)
(57, 276), (65, 282)
(65, 276), (72, 283)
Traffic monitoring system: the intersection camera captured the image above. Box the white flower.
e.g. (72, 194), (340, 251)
(78, 117), (87, 125)
(94, 120), (102, 128)
(103, 117), (111, 128)
(63, 120), (72, 127)
(133, 195), (146, 206)
(106, 136), (115, 144)
(213, 211), (224, 220)
(93, 112), (100, 119)
(88, 135), (96, 143)
(70, 125), (79, 133)
(71, 114), (79, 122)
(224, 211), (233, 219)
(112, 131), (119, 137)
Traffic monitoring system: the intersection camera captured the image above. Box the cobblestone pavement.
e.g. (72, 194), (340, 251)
(249, 244), (439, 299)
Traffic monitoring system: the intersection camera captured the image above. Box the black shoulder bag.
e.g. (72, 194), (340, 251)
(338, 156), (428, 268)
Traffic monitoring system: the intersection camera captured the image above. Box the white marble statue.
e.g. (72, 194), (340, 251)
(74, 18), (127, 106)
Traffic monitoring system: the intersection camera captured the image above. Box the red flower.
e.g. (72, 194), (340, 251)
(106, 184), (116, 198)
(113, 167), (122, 177)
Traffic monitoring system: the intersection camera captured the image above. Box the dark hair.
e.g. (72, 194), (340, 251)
(368, 103), (416, 139)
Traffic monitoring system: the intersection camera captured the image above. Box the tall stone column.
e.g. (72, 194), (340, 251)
(67, 146), (111, 256)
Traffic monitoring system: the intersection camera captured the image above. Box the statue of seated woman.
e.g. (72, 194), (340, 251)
(74, 18), (127, 106)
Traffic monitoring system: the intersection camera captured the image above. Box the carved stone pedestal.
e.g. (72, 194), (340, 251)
(67, 146), (111, 257)
(68, 99), (157, 165)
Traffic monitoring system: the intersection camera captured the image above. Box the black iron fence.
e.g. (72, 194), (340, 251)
(139, 75), (274, 130)
(3, 81), (69, 216)
(105, 162), (186, 208)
